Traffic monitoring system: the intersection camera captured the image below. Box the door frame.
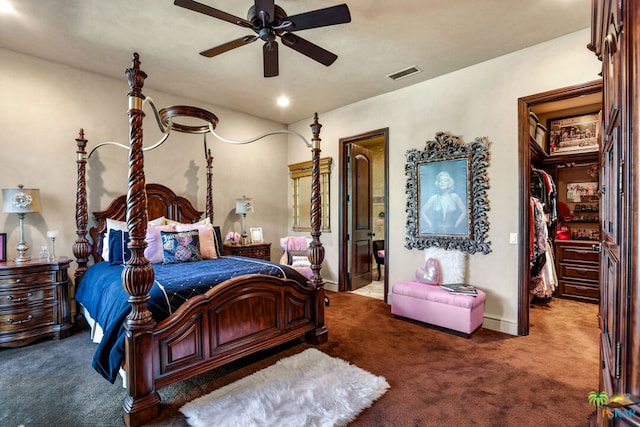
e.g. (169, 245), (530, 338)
(339, 128), (389, 300)
(517, 80), (602, 335)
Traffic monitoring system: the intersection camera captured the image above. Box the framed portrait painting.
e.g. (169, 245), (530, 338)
(405, 132), (491, 255)
(418, 159), (469, 237)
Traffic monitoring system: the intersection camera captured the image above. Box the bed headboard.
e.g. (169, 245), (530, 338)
(88, 183), (204, 263)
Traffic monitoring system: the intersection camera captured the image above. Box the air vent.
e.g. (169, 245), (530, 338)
(387, 66), (422, 81)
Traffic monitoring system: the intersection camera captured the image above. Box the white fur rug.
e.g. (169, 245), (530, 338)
(180, 348), (390, 427)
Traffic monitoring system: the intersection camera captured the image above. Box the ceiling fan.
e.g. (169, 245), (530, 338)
(174, 0), (351, 77)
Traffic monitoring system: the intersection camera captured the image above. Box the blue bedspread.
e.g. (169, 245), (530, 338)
(75, 256), (308, 383)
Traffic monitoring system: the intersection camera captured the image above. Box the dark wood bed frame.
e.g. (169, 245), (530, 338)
(72, 53), (327, 426)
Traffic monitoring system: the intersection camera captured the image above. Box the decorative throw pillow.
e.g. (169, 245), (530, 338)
(149, 216), (167, 226)
(174, 223), (218, 259)
(423, 247), (466, 285)
(165, 217), (210, 226)
(287, 249), (309, 266)
(212, 226), (224, 256)
(291, 255), (312, 268)
(161, 230), (202, 264)
(415, 258), (440, 285)
(101, 218), (128, 261)
(101, 217), (165, 262)
(108, 229), (131, 266)
(145, 224), (176, 263)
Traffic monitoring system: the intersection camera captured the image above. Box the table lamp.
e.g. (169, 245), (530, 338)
(2, 185), (41, 262)
(235, 196), (254, 245)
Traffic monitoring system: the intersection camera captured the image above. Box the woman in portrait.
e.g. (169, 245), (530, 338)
(420, 170), (467, 235)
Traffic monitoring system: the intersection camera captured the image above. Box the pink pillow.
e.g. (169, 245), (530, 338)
(145, 224), (176, 263)
(174, 223), (218, 259)
(415, 258), (441, 285)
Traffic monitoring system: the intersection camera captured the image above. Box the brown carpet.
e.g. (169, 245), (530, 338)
(0, 291), (598, 426)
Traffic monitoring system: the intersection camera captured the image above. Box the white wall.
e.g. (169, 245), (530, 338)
(0, 48), (290, 285)
(288, 29), (601, 334)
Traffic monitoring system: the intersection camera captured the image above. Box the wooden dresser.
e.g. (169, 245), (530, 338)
(223, 242), (271, 261)
(554, 240), (600, 303)
(0, 257), (73, 348)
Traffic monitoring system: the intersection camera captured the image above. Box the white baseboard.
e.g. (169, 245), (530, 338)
(323, 280), (338, 293)
(481, 315), (518, 336)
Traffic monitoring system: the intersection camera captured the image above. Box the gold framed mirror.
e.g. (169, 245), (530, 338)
(289, 157), (332, 232)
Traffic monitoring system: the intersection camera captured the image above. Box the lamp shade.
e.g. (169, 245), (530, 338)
(235, 196), (254, 214)
(2, 185), (41, 214)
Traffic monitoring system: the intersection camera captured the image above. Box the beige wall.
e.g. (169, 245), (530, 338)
(288, 28), (601, 334)
(1, 28), (600, 335)
(0, 48), (290, 288)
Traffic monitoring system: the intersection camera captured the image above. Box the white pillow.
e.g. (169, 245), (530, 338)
(149, 216), (167, 226)
(174, 223), (218, 259)
(165, 217), (210, 226)
(101, 217), (167, 261)
(423, 247), (466, 285)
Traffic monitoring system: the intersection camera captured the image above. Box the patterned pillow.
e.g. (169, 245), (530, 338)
(287, 249), (308, 265)
(174, 223), (218, 259)
(291, 255), (311, 268)
(161, 230), (202, 264)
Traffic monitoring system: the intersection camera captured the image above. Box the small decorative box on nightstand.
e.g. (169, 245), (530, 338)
(0, 257), (73, 348)
(223, 242), (271, 261)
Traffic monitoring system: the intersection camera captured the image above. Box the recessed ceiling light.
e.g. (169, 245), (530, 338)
(277, 96), (290, 107)
(0, 0), (16, 14)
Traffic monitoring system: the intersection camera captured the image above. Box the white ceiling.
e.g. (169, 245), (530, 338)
(0, 0), (591, 124)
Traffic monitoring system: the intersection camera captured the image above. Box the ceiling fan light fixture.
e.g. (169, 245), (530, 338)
(175, 0), (351, 78)
(387, 65), (422, 81)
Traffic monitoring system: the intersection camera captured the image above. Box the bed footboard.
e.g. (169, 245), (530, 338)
(150, 275), (320, 388)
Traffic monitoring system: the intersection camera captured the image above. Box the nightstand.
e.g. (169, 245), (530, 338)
(223, 242), (271, 261)
(0, 257), (73, 348)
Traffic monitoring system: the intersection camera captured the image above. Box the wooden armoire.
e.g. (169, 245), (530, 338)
(589, 1), (640, 425)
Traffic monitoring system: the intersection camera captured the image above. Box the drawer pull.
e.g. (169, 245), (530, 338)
(6, 292), (33, 302)
(6, 315), (33, 325)
(15, 278), (22, 284)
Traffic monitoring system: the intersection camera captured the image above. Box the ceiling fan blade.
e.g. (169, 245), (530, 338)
(263, 41), (279, 77)
(281, 33), (337, 66)
(199, 36), (257, 58)
(283, 4), (351, 32)
(254, 0), (275, 24)
(174, 0), (254, 29)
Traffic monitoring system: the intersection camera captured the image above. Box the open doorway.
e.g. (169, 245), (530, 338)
(338, 128), (389, 302)
(517, 81), (601, 335)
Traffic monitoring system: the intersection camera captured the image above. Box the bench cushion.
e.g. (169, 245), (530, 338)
(392, 281), (485, 308)
(391, 280), (485, 335)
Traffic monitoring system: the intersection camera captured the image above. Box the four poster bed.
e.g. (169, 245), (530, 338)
(72, 53), (327, 426)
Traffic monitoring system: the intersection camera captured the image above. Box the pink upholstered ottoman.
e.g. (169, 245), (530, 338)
(391, 280), (486, 336)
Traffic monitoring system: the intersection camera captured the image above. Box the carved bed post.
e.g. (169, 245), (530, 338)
(120, 53), (161, 427)
(73, 129), (91, 283)
(205, 148), (214, 224)
(306, 113), (328, 344)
